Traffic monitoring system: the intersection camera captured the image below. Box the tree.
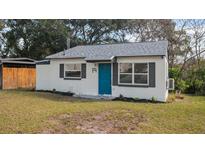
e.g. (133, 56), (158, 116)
(0, 20), (3, 30)
(173, 20), (205, 73)
(169, 20), (205, 94)
(0, 19), (5, 57)
(3, 19), (68, 59)
(128, 19), (191, 68)
(3, 19), (132, 59)
(65, 19), (130, 47)
(187, 20), (205, 68)
(2, 19), (205, 66)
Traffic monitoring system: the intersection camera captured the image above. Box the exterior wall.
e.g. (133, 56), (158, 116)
(36, 59), (99, 96)
(165, 56), (169, 100)
(112, 56), (168, 101)
(36, 56), (168, 102)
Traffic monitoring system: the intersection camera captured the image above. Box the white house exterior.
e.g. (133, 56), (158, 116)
(36, 41), (169, 102)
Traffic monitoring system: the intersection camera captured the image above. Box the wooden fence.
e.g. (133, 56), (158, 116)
(2, 67), (36, 89)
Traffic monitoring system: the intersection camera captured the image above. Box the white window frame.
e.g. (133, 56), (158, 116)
(118, 62), (149, 86)
(64, 63), (81, 79)
(118, 63), (133, 85)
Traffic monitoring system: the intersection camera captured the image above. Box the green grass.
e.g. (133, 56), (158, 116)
(0, 90), (205, 133)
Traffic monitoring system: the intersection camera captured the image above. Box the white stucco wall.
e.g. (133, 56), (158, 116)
(36, 56), (168, 102)
(112, 56), (168, 102)
(36, 59), (99, 96)
(165, 56), (169, 100)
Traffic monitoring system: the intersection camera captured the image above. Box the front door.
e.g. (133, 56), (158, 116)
(98, 63), (111, 95)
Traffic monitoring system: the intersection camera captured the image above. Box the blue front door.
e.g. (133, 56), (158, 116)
(99, 63), (111, 95)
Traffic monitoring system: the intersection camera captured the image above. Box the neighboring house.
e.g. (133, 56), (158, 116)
(36, 40), (170, 102)
(0, 58), (36, 89)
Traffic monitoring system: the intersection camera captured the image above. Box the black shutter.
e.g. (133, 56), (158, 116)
(81, 63), (86, 78)
(59, 64), (64, 78)
(149, 62), (155, 87)
(113, 63), (118, 85)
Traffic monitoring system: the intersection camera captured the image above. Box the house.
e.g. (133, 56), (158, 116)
(0, 58), (36, 89)
(36, 40), (170, 102)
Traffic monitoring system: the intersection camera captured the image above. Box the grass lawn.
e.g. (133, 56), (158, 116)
(0, 90), (205, 133)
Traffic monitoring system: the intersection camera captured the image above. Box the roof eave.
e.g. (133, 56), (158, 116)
(0, 58), (36, 62)
(116, 55), (166, 58)
(1, 61), (36, 65)
(46, 56), (85, 60)
(46, 54), (166, 61)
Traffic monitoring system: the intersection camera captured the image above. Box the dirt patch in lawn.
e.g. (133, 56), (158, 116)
(41, 109), (146, 133)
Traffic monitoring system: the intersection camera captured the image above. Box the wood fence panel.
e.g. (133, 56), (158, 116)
(2, 67), (36, 89)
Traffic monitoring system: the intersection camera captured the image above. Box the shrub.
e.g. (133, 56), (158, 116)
(169, 63), (205, 95)
(169, 67), (181, 80)
(134, 97), (139, 100)
(176, 79), (189, 92)
(185, 67), (205, 95)
(119, 94), (124, 98)
(151, 96), (157, 102)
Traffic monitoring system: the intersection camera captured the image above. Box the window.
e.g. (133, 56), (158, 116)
(119, 63), (132, 83)
(119, 63), (149, 85)
(64, 64), (81, 78)
(134, 63), (148, 84)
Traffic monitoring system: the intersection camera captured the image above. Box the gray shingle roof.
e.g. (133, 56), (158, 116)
(46, 40), (168, 60)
